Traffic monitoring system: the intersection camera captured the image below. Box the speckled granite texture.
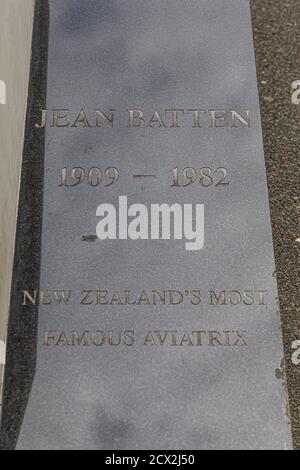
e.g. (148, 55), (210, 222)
(251, 0), (300, 450)
(0, 0), (299, 451)
(2, 0), (292, 450)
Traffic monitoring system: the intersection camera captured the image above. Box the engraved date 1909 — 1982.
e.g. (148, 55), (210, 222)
(57, 166), (230, 188)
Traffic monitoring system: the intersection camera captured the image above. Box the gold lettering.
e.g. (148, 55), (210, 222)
(54, 290), (72, 305)
(96, 290), (109, 305)
(123, 331), (135, 346)
(56, 332), (70, 346)
(108, 331), (122, 346)
(128, 109), (145, 128)
(154, 331), (169, 346)
(210, 109), (228, 128)
(165, 109), (185, 128)
(35, 109), (48, 128)
(208, 331), (223, 346)
(258, 291), (267, 305)
(187, 109), (207, 128)
(22, 290), (38, 306)
(192, 331), (207, 346)
(124, 290), (137, 305)
(44, 331), (56, 346)
(231, 110), (250, 128)
(180, 332), (193, 347)
(110, 291), (123, 305)
(91, 331), (105, 346)
(228, 290), (242, 305)
(234, 331), (248, 347)
(71, 109), (92, 128)
(210, 290), (226, 305)
(72, 331), (90, 346)
(95, 109), (115, 128)
(138, 291), (150, 305)
(80, 290), (93, 305)
(148, 110), (167, 128)
(40, 290), (52, 305)
(51, 109), (70, 127)
(143, 331), (157, 346)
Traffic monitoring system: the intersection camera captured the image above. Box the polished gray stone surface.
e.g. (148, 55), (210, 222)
(16, 0), (292, 450)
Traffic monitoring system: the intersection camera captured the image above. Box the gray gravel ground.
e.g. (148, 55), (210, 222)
(251, 0), (300, 450)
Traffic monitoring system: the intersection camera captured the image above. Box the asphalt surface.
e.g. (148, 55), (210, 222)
(251, 0), (300, 450)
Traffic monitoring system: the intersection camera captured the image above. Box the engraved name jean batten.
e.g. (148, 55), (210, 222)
(35, 108), (251, 129)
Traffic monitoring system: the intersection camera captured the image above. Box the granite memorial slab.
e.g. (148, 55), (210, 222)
(0, 0), (293, 450)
